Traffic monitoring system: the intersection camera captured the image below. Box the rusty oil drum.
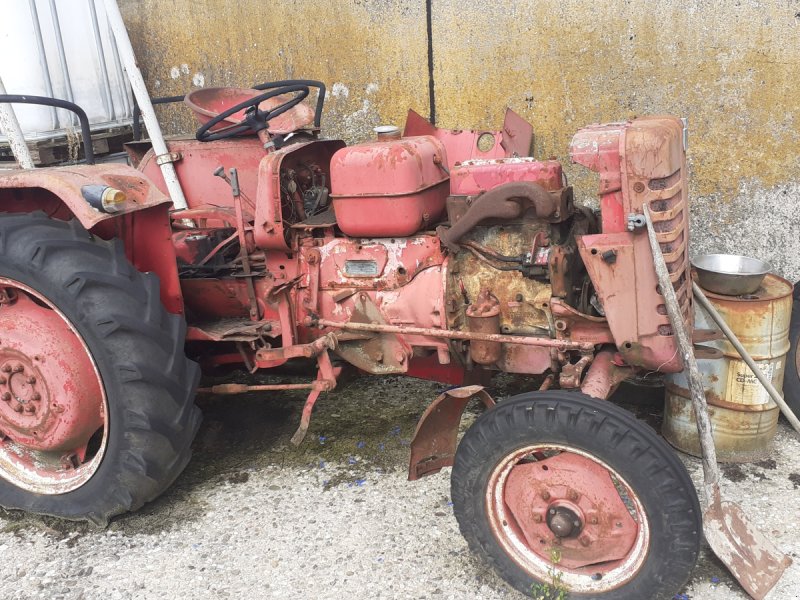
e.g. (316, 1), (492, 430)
(663, 273), (792, 462)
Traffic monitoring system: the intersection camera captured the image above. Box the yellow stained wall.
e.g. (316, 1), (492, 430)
(120, 0), (800, 199)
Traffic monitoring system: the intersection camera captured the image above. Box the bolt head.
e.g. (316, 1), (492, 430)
(533, 514), (542, 523)
(31, 393), (41, 402)
(541, 491), (551, 501)
(12, 365), (23, 373)
(590, 517), (598, 525)
(2, 365), (11, 373)
(12, 403), (22, 413)
(0, 377), (6, 385)
(1, 392), (10, 402)
(24, 404), (34, 414)
(568, 490), (578, 501)
(26, 376), (35, 384)
(579, 535), (591, 547)
(549, 508), (556, 515)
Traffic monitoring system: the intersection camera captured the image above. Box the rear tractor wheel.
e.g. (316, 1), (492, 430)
(451, 391), (701, 599)
(0, 213), (201, 524)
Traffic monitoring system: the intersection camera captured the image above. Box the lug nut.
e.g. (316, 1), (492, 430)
(1, 392), (10, 402)
(2, 365), (11, 373)
(590, 517), (598, 525)
(12, 365), (23, 373)
(0, 377), (6, 385)
(568, 490), (578, 501)
(26, 376), (36, 384)
(24, 404), (35, 414)
(12, 403), (23, 413)
(31, 393), (41, 401)
(541, 491), (550, 501)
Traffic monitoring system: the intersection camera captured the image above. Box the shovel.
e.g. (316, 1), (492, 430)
(643, 204), (792, 600)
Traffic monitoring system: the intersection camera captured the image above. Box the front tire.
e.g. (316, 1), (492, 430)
(451, 391), (701, 599)
(0, 213), (201, 524)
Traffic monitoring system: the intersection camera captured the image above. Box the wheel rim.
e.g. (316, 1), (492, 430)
(487, 444), (650, 593)
(0, 278), (107, 494)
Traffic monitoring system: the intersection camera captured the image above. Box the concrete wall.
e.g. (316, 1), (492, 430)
(119, 0), (800, 280)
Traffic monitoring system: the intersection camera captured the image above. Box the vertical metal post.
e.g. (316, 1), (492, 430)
(101, 0), (188, 210)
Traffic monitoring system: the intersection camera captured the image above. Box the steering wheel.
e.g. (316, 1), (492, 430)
(195, 84), (310, 142)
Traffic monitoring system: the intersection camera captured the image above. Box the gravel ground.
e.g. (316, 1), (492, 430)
(1, 374), (798, 599)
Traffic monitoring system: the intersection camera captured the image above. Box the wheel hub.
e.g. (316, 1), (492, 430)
(547, 505), (583, 539)
(0, 356), (45, 419)
(0, 289), (103, 453)
(501, 451), (640, 570)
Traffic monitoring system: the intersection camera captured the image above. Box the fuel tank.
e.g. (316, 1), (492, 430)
(330, 135), (449, 237)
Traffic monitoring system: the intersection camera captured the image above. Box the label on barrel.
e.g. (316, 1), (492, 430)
(726, 360), (776, 405)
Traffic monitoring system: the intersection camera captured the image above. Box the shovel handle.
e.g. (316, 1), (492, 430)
(693, 281), (800, 434)
(643, 205), (721, 501)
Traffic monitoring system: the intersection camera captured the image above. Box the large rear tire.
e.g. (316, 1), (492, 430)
(451, 391), (701, 599)
(0, 213), (201, 524)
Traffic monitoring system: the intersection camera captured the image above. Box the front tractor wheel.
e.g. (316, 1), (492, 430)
(452, 391), (701, 599)
(0, 213), (201, 524)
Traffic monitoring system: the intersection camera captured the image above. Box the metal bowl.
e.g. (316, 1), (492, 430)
(692, 254), (771, 296)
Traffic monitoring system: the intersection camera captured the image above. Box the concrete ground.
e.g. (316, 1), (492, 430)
(0, 373), (798, 599)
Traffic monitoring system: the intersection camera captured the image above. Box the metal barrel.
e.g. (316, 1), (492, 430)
(663, 273), (792, 462)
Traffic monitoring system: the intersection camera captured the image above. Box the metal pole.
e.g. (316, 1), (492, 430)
(101, 0), (188, 210)
(0, 78), (35, 169)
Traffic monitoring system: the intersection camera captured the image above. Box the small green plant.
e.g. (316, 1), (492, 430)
(530, 546), (568, 600)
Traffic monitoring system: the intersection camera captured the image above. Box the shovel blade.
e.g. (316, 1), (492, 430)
(704, 500), (792, 600)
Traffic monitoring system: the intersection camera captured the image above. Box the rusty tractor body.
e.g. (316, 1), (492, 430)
(0, 83), (705, 599)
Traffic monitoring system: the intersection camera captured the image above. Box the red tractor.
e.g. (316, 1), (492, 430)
(0, 82), (701, 598)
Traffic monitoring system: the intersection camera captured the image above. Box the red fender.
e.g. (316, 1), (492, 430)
(408, 385), (495, 480)
(0, 165), (183, 314)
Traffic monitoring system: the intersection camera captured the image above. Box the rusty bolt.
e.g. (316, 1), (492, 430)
(12, 403), (23, 413)
(1, 365), (11, 373)
(24, 404), (35, 414)
(12, 365), (23, 373)
(533, 514), (542, 523)
(568, 490), (578, 501)
(1, 392), (10, 402)
(590, 517), (598, 525)
(541, 491), (551, 501)
(27, 376), (36, 384)
(579, 535), (591, 547)
(633, 182), (646, 193)
(0, 377), (5, 385)
(31, 393), (41, 402)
